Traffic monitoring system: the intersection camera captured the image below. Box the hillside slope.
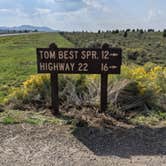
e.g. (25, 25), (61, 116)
(0, 32), (74, 102)
(62, 31), (166, 66)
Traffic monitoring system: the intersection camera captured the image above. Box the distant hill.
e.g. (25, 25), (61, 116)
(0, 25), (56, 32)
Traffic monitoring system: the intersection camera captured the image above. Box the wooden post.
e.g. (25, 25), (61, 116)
(100, 74), (108, 113)
(49, 43), (59, 115)
(51, 73), (59, 115)
(100, 43), (109, 113)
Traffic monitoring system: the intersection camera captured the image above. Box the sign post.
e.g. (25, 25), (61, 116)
(50, 43), (59, 115)
(100, 43), (109, 113)
(37, 43), (122, 115)
(51, 73), (59, 115)
(100, 74), (108, 113)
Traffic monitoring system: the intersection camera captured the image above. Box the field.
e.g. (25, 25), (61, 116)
(0, 31), (166, 125)
(62, 31), (166, 66)
(0, 32), (73, 102)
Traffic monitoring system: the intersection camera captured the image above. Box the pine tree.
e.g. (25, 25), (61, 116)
(163, 29), (166, 37)
(124, 31), (128, 38)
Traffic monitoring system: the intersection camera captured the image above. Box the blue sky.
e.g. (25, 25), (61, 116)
(0, 0), (166, 31)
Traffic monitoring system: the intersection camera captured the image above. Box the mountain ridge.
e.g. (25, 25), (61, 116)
(0, 25), (56, 32)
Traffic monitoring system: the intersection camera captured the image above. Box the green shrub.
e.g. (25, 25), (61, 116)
(86, 41), (101, 48)
(5, 74), (99, 109)
(126, 48), (147, 63)
(163, 29), (166, 37)
(5, 64), (166, 113)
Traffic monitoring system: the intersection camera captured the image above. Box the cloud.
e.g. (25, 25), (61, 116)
(0, 0), (166, 31)
(38, 0), (55, 3)
(83, 0), (111, 12)
(0, 8), (13, 13)
(34, 8), (52, 15)
(0, 8), (27, 17)
(83, 0), (101, 8)
(39, 0), (65, 3)
(147, 9), (163, 21)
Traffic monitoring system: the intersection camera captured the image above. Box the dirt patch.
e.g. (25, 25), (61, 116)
(0, 119), (166, 166)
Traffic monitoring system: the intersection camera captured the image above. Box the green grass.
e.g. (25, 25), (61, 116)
(0, 109), (67, 125)
(0, 32), (74, 102)
(2, 116), (17, 124)
(130, 110), (166, 126)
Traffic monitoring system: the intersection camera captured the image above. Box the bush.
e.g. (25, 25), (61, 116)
(140, 29), (144, 34)
(121, 64), (166, 95)
(5, 64), (165, 112)
(123, 31), (128, 38)
(108, 79), (148, 112)
(5, 75), (51, 108)
(86, 41), (102, 48)
(126, 48), (147, 62)
(163, 29), (166, 37)
(112, 30), (119, 34)
(5, 74), (100, 109)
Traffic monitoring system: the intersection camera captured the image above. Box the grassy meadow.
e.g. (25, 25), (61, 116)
(0, 32), (73, 102)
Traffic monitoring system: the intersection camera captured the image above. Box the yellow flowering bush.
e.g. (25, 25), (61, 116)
(120, 64), (166, 95)
(23, 74), (50, 95)
(6, 74), (93, 107)
(6, 74), (51, 105)
(5, 63), (165, 111)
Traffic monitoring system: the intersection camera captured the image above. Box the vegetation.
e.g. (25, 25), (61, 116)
(0, 29), (38, 34)
(163, 29), (166, 37)
(0, 109), (66, 125)
(5, 74), (92, 109)
(5, 64), (166, 123)
(130, 110), (166, 126)
(123, 31), (128, 38)
(0, 32), (73, 102)
(61, 30), (166, 66)
(0, 31), (166, 126)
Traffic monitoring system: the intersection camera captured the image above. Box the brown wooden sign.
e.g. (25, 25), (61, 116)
(36, 43), (122, 115)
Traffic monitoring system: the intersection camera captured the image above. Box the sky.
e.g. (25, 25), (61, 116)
(0, 0), (166, 31)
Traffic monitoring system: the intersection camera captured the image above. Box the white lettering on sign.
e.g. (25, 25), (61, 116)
(58, 50), (79, 60)
(39, 50), (101, 60)
(40, 62), (75, 72)
(39, 50), (79, 60)
(78, 63), (88, 71)
(40, 51), (57, 60)
(81, 51), (98, 60)
(101, 51), (109, 60)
